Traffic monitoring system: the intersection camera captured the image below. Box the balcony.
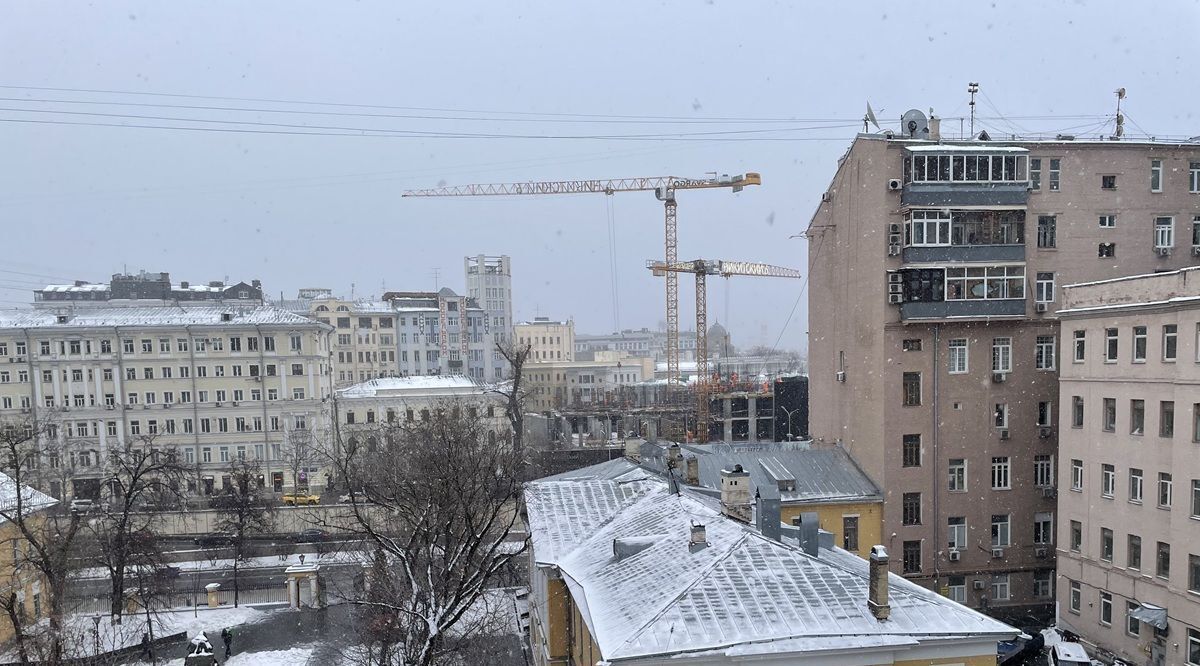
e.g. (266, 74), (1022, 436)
(900, 299), (1026, 320)
(903, 244), (1025, 263)
(902, 182), (1030, 207)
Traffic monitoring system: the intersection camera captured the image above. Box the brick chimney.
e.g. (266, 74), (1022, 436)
(625, 438), (641, 462)
(667, 443), (682, 472)
(684, 456), (699, 485)
(868, 545), (890, 621)
(719, 464), (752, 522)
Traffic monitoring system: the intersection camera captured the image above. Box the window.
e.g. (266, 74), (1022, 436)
(1029, 158), (1041, 190)
(291, 363), (304, 376)
(1035, 335), (1056, 370)
(1191, 161), (1200, 193)
(1162, 401), (1176, 437)
(1159, 472), (1173, 508)
(1099, 590), (1113, 625)
(1037, 215), (1057, 248)
(944, 266), (1024, 300)
(1155, 216), (1175, 248)
(1131, 399), (1145, 435)
(1071, 459), (1084, 491)
(947, 576), (966, 603)
(1191, 554), (1200, 593)
(1100, 527), (1114, 561)
(947, 338), (968, 374)
(1034, 570), (1053, 598)
(902, 434), (921, 467)
(1133, 326), (1148, 362)
(992, 337), (1012, 373)
(1129, 534), (1142, 569)
(842, 516), (859, 551)
(1069, 580), (1081, 613)
(1101, 174), (1117, 190)
(1126, 601), (1141, 637)
(1164, 324), (1178, 361)
(1099, 242), (1116, 257)
(902, 492), (921, 525)
(1102, 464), (1115, 497)
(1034, 512), (1053, 544)
(902, 372), (921, 406)
(1099, 214), (1116, 228)
(947, 516), (966, 550)
(991, 457), (1011, 489)
(902, 540), (921, 574)
(1105, 328), (1119, 361)
(1035, 272), (1055, 302)
(1034, 455), (1053, 487)
(991, 514), (1010, 547)
(1151, 159), (1163, 192)
(1193, 479), (1200, 518)
(1070, 520), (1082, 552)
(905, 210), (951, 246)
(991, 574), (1011, 601)
(1072, 396), (1084, 427)
(1194, 216), (1200, 248)
(1048, 158), (1061, 191)
(1037, 401), (1052, 427)
(948, 458), (966, 492)
(1130, 469), (1144, 503)
(1191, 629), (1200, 666)
(994, 403), (1008, 428)
(290, 334), (302, 351)
(141, 339), (152, 353)
(1157, 541), (1171, 579)
(292, 388), (305, 400)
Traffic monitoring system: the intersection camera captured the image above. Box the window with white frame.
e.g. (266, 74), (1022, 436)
(1155, 216), (1175, 248)
(945, 266), (1025, 300)
(1151, 159), (1164, 192)
(1133, 326), (1148, 362)
(905, 210), (952, 246)
(1035, 272), (1055, 302)
(947, 516), (966, 550)
(948, 458), (966, 492)
(994, 403), (1008, 428)
(992, 337), (1012, 372)
(991, 456), (1011, 489)
(1035, 335), (1056, 370)
(1034, 512), (1054, 545)
(1130, 468), (1144, 503)
(1164, 324), (1178, 361)
(1073, 330), (1085, 362)
(1069, 580), (1081, 613)
(1102, 464), (1115, 497)
(1193, 216), (1200, 246)
(991, 514), (1011, 547)
(1037, 401), (1053, 427)
(991, 574), (1011, 601)
(1071, 459), (1084, 491)
(1099, 214), (1116, 228)
(947, 576), (966, 603)
(1105, 328), (1119, 362)
(1034, 455), (1054, 487)
(948, 338), (968, 374)
(1100, 591), (1113, 625)
(1127, 601), (1141, 637)
(1159, 472), (1173, 508)
(1034, 570), (1053, 598)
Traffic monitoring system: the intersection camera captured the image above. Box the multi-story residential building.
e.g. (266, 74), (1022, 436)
(515, 317), (575, 363)
(0, 305), (333, 499)
(1057, 267), (1200, 665)
(807, 121), (1200, 617)
(575, 327), (697, 362)
(336, 375), (509, 445)
(464, 254), (512, 343)
(34, 271), (263, 305)
(522, 351), (652, 412)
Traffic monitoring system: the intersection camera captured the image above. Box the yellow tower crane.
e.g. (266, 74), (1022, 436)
(647, 259), (802, 443)
(402, 173), (761, 386)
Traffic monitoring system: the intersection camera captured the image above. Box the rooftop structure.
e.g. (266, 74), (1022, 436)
(34, 271), (263, 306)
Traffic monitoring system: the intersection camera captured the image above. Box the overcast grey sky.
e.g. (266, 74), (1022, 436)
(2, 1), (1198, 351)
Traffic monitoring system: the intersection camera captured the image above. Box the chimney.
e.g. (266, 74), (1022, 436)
(719, 464), (752, 522)
(684, 456), (699, 485)
(755, 492), (781, 542)
(791, 512), (819, 556)
(667, 443), (682, 473)
(624, 438), (641, 462)
(688, 523), (707, 552)
(928, 115), (941, 141)
(252, 279), (262, 289)
(180, 281), (189, 289)
(868, 545), (890, 621)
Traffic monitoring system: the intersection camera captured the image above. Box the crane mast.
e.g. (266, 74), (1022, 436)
(403, 172), (760, 388)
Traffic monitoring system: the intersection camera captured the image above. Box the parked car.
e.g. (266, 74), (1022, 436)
(281, 493), (321, 506)
(338, 491), (372, 504)
(193, 532), (235, 548)
(295, 528), (330, 543)
(69, 498), (100, 513)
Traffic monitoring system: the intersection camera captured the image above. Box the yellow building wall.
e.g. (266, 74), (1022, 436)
(545, 578), (570, 663)
(780, 501), (882, 560)
(0, 519), (47, 647)
(567, 592), (603, 666)
(894, 655), (996, 666)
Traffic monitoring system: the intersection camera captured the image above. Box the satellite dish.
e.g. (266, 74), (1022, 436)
(900, 109), (929, 138)
(865, 102), (880, 130)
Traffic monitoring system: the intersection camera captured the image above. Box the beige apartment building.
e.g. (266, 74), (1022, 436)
(0, 305), (334, 499)
(1057, 267), (1200, 665)
(516, 317), (575, 363)
(336, 375), (510, 446)
(808, 121), (1200, 617)
(523, 351), (653, 412)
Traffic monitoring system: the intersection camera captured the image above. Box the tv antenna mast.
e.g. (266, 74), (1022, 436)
(967, 82), (980, 137)
(1114, 87), (1126, 139)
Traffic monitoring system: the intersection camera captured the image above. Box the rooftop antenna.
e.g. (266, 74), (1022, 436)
(1114, 87), (1126, 139)
(967, 82), (980, 138)
(863, 102), (881, 133)
(431, 268), (441, 290)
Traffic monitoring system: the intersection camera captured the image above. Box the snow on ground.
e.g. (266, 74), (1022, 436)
(225, 645), (315, 665)
(76, 549), (364, 579)
(65, 605), (276, 658)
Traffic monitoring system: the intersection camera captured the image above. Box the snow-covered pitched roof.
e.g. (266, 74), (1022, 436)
(40, 283), (108, 293)
(537, 457), (656, 484)
(0, 305), (322, 330)
(338, 374), (485, 399)
(525, 478), (1015, 662)
(0, 472), (58, 524)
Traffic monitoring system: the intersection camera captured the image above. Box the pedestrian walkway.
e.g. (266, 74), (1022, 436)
(157, 604), (356, 664)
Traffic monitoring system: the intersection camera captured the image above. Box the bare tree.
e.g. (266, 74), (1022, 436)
(88, 433), (188, 624)
(492, 340), (532, 456)
(280, 428), (315, 494)
(210, 458), (274, 608)
(0, 413), (94, 665)
(328, 400), (528, 666)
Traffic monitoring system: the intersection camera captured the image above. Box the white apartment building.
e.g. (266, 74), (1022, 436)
(336, 375), (509, 444)
(515, 317), (575, 364)
(0, 305), (334, 499)
(575, 327), (698, 362)
(1057, 267), (1200, 665)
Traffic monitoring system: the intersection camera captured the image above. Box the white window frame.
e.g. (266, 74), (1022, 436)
(992, 337), (1013, 373)
(991, 574), (1011, 601)
(1100, 591), (1113, 626)
(1133, 326), (1148, 363)
(1102, 464), (1116, 498)
(1069, 580), (1081, 613)
(991, 514), (1011, 547)
(1034, 512), (1054, 545)
(1151, 159), (1164, 193)
(948, 458), (967, 492)
(905, 210), (952, 247)
(991, 456), (1011, 490)
(1155, 216), (1175, 248)
(948, 338), (968, 374)
(1035, 272), (1055, 303)
(1190, 161), (1200, 193)
(1035, 335), (1056, 370)
(1073, 330), (1085, 362)
(1130, 469), (1144, 503)
(1034, 455), (1054, 487)
(1159, 473), (1173, 508)
(1099, 214), (1116, 228)
(947, 517), (967, 550)
(1071, 459), (1084, 491)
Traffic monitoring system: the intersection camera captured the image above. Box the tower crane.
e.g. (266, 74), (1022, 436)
(402, 173), (761, 386)
(647, 259), (802, 443)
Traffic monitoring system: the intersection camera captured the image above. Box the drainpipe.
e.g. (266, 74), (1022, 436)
(931, 324), (941, 587)
(184, 326), (203, 496)
(254, 325), (271, 492)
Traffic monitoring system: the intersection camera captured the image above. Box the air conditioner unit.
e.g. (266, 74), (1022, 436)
(992, 372), (1007, 383)
(1157, 247), (1172, 256)
(214, 402), (223, 407)
(887, 178), (902, 191)
(835, 370), (846, 383)
(105, 404), (114, 411)
(1042, 486), (1058, 499)
(232, 402), (239, 407)
(1035, 548), (1048, 558)
(888, 293), (903, 305)
(889, 223), (902, 235)
(1192, 246), (1200, 257)
(821, 191), (832, 203)
(142, 404), (151, 410)
(887, 244), (901, 257)
(991, 548), (1005, 558)
(948, 550), (961, 562)
(973, 579), (986, 590)
(163, 403), (171, 409)
(1039, 426), (1052, 438)
(887, 272), (903, 285)
(888, 283), (903, 295)
(998, 429), (1010, 440)
(1034, 302), (1048, 313)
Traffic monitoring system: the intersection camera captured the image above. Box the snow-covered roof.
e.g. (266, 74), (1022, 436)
(525, 478), (1016, 661)
(0, 472), (58, 524)
(0, 305), (323, 330)
(338, 374), (486, 399)
(903, 144), (1029, 153)
(40, 283), (108, 293)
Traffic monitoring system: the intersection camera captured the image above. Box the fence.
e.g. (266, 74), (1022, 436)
(67, 584), (290, 615)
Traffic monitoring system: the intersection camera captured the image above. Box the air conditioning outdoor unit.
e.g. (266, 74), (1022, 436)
(1035, 548), (1048, 558)
(142, 404), (151, 410)
(1192, 246), (1200, 257)
(889, 223), (902, 234)
(1035, 302), (1048, 313)
(992, 372), (1007, 383)
(991, 548), (1005, 558)
(948, 550), (961, 562)
(1042, 486), (1058, 499)
(998, 429), (1010, 440)
(887, 178), (902, 191)
(821, 191), (832, 203)
(105, 404), (114, 410)
(973, 580), (986, 590)
(232, 402), (239, 407)
(835, 371), (846, 383)
(888, 293), (903, 305)
(887, 244), (901, 256)
(215, 402), (223, 407)
(887, 272), (903, 285)
(1157, 247), (1172, 256)
(1039, 427), (1052, 438)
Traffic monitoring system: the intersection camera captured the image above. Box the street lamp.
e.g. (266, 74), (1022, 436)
(779, 406), (800, 441)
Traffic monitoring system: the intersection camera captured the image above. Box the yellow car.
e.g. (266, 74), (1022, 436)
(281, 493), (320, 506)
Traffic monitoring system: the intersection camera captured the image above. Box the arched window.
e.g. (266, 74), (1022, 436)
(315, 305), (329, 312)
